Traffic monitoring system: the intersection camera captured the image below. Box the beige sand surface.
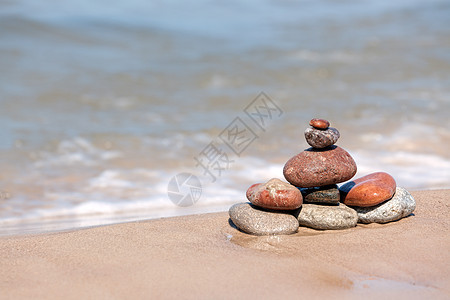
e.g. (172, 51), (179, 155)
(0, 190), (449, 299)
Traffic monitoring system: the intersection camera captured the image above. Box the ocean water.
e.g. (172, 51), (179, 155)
(1, 0), (449, 235)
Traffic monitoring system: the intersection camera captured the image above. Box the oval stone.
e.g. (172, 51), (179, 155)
(355, 187), (416, 224)
(301, 184), (340, 204)
(283, 146), (357, 188)
(340, 172), (396, 207)
(246, 178), (303, 210)
(296, 203), (357, 230)
(229, 202), (299, 235)
(304, 127), (340, 148)
(309, 118), (330, 129)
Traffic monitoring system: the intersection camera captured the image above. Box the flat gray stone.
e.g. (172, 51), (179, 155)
(355, 187), (416, 224)
(229, 202), (299, 236)
(301, 184), (340, 204)
(296, 203), (357, 230)
(304, 127), (340, 148)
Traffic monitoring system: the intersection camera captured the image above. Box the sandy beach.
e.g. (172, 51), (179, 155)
(0, 189), (449, 299)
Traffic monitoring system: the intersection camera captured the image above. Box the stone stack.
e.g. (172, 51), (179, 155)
(229, 118), (416, 236)
(283, 119), (358, 230)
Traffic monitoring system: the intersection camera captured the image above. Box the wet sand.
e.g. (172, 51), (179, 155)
(0, 190), (449, 299)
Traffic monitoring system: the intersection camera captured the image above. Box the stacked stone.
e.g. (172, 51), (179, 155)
(339, 172), (416, 224)
(283, 118), (358, 230)
(229, 118), (416, 236)
(229, 178), (302, 235)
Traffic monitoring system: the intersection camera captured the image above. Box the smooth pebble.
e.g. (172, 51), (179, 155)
(340, 172), (396, 207)
(304, 127), (340, 148)
(229, 202), (299, 236)
(284, 145), (357, 188)
(309, 118), (330, 130)
(355, 187), (416, 224)
(246, 178), (302, 210)
(296, 203), (358, 230)
(301, 184), (340, 204)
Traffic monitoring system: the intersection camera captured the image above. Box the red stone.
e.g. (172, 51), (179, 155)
(340, 172), (396, 207)
(246, 178), (303, 210)
(283, 146), (357, 188)
(309, 118), (330, 129)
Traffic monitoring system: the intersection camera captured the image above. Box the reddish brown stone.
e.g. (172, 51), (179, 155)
(283, 146), (357, 188)
(340, 172), (396, 207)
(309, 118), (330, 130)
(246, 178), (303, 210)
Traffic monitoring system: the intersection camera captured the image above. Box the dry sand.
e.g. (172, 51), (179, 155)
(0, 190), (449, 299)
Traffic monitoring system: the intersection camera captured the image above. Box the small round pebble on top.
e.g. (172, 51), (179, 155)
(309, 118), (330, 130)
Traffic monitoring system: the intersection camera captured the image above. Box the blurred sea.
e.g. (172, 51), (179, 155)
(1, 0), (449, 235)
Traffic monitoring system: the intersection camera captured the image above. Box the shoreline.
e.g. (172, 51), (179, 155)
(0, 186), (439, 238)
(0, 203), (236, 237)
(0, 189), (449, 299)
